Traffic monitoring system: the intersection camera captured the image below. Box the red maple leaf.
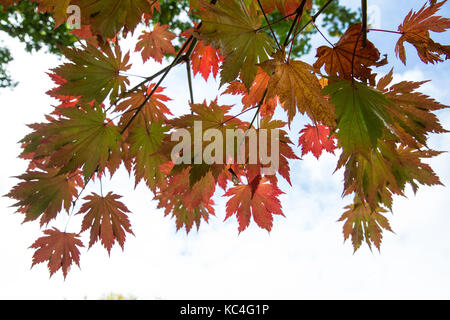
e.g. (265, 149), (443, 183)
(30, 228), (84, 279)
(181, 27), (224, 81)
(224, 175), (284, 233)
(298, 123), (337, 159)
(77, 192), (134, 254)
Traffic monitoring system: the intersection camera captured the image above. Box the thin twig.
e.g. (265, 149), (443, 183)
(369, 28), (402, 35)
(221, 106), (259, 125)
(117, 0), (218, 132)
(186, 57), (194, 105)
(283, 0), (308, 47)
(361, 0), (368, 47)
(256, 0), (282, 50)
(120, 36), (194, 134)
(289, 0), (335, 47)
(64, 175), (93, 232)
(312, 21), (334, 47)
(247, 89), (267, 131)
(255, 11), (300, 32)
(351, 29), (363, 80)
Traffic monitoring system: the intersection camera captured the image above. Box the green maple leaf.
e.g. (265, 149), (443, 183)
(324, 79), (394, 156)
(75, 0), (159, 39)
(128, 122), (169, 191)
(195, 0), (275, 89)
(22, 105), (122, 181)
(7, 168), (78, 226)
(52, 42), (131, 104)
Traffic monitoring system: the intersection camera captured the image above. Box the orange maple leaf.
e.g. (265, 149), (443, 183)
(223, 67), (277, 118)
(314, 23), (387, 85)
(395, 0), (450, 64)
(135, 23), (176, 63)
(225, 175), (284, 233)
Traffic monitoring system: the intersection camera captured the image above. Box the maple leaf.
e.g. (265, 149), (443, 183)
(260, 0), (312, 16)
(377, 69), (449, 149)
(116, 84), (172, 132)
(135, 23), (176, 63)
(396, 0), (450, 64)
(195, 0), (275, 89)
(190, 40), (224, 81)
(222, 67), (278, 118)
(339, 197), (393, 252)
(298, 123), (337, 159)
(46, 73), (80, 110)
(324, 79), (395, 156)
(128, 121), (170, 191)
(7, 168), (78, 226)
(338, 140), (443, 210)
(70, 25), (99, 47)
(154, 169), (216, 233)
(181, 27), (224, 81)
(253, 119), (299, 185)
(74, 0), (160, 39)
(314, 23), (387, 85)
(224, 175), (284, 233)
(78, 192), (134, 253)
(20, 105), (122, 181)
(51, 42), (131, 104)
(168, 101), (243, 186)
(260, 51), (336, 127)
(30, 228), (84, 279)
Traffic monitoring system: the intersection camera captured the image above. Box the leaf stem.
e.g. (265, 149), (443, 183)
(289, 0), (335, 47)
(369, 28), (402, 35)
(256, 0), (282, 50)
(312, 21), (334, 48)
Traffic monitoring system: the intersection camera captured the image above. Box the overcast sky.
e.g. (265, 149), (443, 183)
(1, 0), (450, 299)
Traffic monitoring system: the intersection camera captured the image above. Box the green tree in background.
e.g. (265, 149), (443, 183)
(0, 0), (357, 88)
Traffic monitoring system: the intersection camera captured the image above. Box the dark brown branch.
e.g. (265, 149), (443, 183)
(362, 0), (368, 47)
(312, 21), (334, 47)
(256, 0), (282, 50)
(120, 36), (194, 134)
(186, 57), (194, 105)
(283, 0), (308, 47)
(289, 0), (335, 46)
(118, 0), (218, 133)
(247, 89), (267, 131)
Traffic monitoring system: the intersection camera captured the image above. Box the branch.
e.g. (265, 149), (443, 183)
(283, 0), (308, 47)
(118, 0), (219, 133)
(289, 0), (335, 46)
(221, 106), (259, 125)
(186, 57), (194, 105)
(312, 21), (334, 47)
(361, 0), (368, 47)
(256, 0), (282, 50)
(247, 89), (267, 131)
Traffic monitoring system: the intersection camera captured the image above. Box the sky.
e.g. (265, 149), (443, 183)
(0, 0), (450, 300)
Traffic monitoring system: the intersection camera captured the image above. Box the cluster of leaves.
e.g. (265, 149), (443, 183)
(0, 0), (357, 88)
(4, 0), (450, 278)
